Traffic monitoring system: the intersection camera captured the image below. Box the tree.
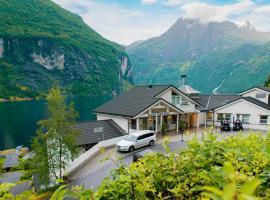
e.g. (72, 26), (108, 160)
(265, 75), (270, 87)
(32, 87), (79, 186)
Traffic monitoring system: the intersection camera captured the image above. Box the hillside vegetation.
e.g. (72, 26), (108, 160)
(0, 0), (133, 99)
(127, 18), (270, 94)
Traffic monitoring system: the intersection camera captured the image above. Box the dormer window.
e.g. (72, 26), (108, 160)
(256, 93), (266, 99)
(172, 96), (189, 106)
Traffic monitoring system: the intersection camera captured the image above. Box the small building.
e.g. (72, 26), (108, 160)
(94, 85), (202, 133)
(95, 85), (270, 132)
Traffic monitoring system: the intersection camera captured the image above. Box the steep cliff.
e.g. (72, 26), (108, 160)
(0, 0), (133, 99)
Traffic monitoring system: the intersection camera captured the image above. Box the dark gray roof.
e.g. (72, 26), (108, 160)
(74, 120), (126, 146)
(194, 95), (241, 111)
(95, 85), (171, 117)
(257, 86), (270, 93)
(240, 86), (270, 94)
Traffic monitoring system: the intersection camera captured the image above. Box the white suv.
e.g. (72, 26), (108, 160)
(116, 130), (156, 152)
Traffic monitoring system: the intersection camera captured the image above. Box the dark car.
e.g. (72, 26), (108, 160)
(221, 120), (231, 132)
(233, 119), (243, 131)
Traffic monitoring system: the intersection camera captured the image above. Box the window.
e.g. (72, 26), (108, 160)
(180, 97), (188, 105)
(217, 113), (224, 121)
(207, 112), (213, 121)
(217, 113), (231, 121)
(236, 114), (241, 120)
(94, 127), (103, 132)
(242, 114), (250, 124)
(256, 93), (267, 99)
(225, 113), (231, 121)
(260, 115), (268, 124)
(172, 96), (180, 105)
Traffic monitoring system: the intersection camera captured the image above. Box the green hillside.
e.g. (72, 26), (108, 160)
(127, 18), (270, 94)
(187, 43), (270, 93)
(0, 0), (133, 99)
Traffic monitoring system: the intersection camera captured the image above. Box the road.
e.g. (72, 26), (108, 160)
(70, 140), (186, 190)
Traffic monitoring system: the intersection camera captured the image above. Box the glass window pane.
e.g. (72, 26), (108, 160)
(256, 93), (266, 98)
(242, 114), (250, 124)
(260, 116), (268, 124)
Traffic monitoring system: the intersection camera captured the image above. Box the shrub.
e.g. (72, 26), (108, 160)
(96, 132), (270, 199)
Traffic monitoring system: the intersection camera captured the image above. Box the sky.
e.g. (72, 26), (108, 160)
(52, 0), (270, 45)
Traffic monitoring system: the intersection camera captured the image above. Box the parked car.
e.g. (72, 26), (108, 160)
(221, 120), (231, 132)
(233, 119), (243, 131)
(116, 130), (156, 152)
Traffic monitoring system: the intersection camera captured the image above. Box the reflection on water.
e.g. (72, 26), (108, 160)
(0, 96), (111, 150)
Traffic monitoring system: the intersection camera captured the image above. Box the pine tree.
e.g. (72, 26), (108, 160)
(265, 75), (270, 87)
(32, 87), (79, 185)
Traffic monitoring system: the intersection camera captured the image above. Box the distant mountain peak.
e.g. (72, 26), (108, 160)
(127, 17), (270, 94)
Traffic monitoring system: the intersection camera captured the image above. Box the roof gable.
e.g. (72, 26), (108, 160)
(239, 86), (270, 95)
(214, 97), (270, 113)
(156, 85), (202, 106)
(95, 85), (171, 117)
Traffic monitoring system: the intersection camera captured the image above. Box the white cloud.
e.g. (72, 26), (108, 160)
(140, 0), (159, 5)
(180, 0), (270, 31)
(182, 0), (255, 23)
(52, 0), (270, 45)
(163, 0), (186, 7)
(53, 0), (177, 45)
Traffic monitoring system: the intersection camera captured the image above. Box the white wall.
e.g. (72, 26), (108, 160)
(214, 100), (270, 131)
(159, 88), (196, 112)
(97, 114), (129, 132)
(198, 112), (206, 127)
(242, 89), (269, 104)
(160, 89), (172, 102)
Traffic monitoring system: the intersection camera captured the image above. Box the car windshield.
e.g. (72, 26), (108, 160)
(125, 135), (137, 142)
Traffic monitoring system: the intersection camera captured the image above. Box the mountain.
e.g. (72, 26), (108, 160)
(0, 0), (133, 99)
(127, 18), (270, 94)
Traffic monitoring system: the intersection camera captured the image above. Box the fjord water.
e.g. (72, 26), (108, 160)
(0, 96), (111, 150)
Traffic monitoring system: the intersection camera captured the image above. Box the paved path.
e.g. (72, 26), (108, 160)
(10, 181), (32, 196)
(0, 171), (23, 183)
(69, 129), (267, 191)
(70, 140), (186, 190)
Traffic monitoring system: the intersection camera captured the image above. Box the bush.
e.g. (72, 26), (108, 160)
(96, 132), (270, 199)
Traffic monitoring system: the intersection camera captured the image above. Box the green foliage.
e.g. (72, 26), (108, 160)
(96, 132), (270, 199)
(32, 87), (80, 186)
(0, 0), (133, 99)
(0, 157), (5, 175)
(203, 162), (261, 200)
(0, 183), (15, 199)
(50, 184), (94, 200)
(128, 19), (270, 94)
(265, 75), (270, 87)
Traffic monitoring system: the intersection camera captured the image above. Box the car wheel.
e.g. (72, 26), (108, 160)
(129, 146), (135, 152)
(149, 140), (154, 146)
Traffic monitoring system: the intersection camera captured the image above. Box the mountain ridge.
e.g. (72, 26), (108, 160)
(127, 17), (270, 93)
(0, 0), (133, 99)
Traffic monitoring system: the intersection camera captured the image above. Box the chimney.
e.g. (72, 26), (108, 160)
(181, 75), (187, 86)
